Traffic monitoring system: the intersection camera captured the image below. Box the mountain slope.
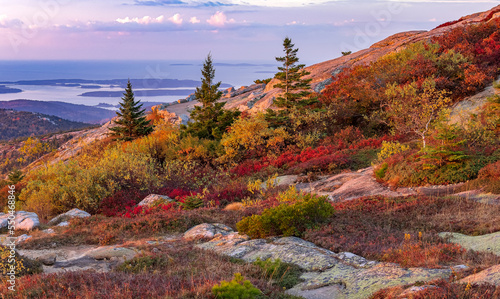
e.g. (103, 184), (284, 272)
(0, 109), (93, 140)
(0, 100), (116, 124)
(160, 5), (500, 116)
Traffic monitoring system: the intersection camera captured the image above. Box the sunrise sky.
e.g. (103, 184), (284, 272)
(0, 0), (497, 64)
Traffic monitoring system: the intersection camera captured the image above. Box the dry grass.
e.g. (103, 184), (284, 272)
(19, 208), (255, 250)
(0, 241), (300, 299)
(305, 195), (500, 269)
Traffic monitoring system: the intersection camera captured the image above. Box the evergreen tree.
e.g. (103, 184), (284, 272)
(273, 37), (314, 109)
(109, 80), (153, 141)
(266, 37), (318, 128)
(182, 54), (240, 140)
(7, 169), (24, 185)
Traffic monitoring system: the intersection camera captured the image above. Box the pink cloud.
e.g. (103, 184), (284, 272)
(168, 13), (183, 25)
(207, 11), (235, 27)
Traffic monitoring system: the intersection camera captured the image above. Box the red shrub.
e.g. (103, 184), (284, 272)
(229, 159), (269, 176)
(99, 189), (150, 217)
(157, 187), (197, 200)
(205, 183), (252, 206)
(478, 161), (500, 179)
(382, 241), (466, 268)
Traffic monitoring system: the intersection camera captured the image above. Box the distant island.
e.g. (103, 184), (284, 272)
(0, 85), (22, 94)
(0, 78), (232, 89)
(79, 89), (196, 97)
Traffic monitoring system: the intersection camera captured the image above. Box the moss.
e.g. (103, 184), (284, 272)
(438, 231), (500, 255)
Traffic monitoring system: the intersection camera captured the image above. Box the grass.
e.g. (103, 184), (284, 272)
(304, 195), (500, 269)
(19, 208), (256, 249)
(0, 241), (303, 298)
(371, 278), (500, 298)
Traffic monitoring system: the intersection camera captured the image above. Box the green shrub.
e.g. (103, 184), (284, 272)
(180, 194), (205, 210)
(236, 193), (334, 238)
(374, 163), (388, 180)
(212, 273), (262, 299)
(253, 258), (302, 289)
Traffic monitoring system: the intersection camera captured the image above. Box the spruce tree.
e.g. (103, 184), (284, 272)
(183, 54), (240, 140)
(7, 169), (24, 185)
(266, 37), (317, 128)
(273, 37), (314, 109)
(109, 80), (153, 141)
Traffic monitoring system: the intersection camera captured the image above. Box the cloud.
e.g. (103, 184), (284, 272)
(207, 11), (235, 27)
(133, 0), (232, 7)
(133, 0), (186, 6)
(168, 13), (183, 25)
(0, 14), (23, 28)
(190, 16), (201, 24)
(116, 15), (165, 24)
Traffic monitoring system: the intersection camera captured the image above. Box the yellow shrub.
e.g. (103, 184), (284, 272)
(377, 141), (409, 162)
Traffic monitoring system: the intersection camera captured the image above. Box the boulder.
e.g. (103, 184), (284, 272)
(261, 175), (298, 190)
(48, 208), (91, 226)
(36, 253), (57, 266)
(438, 231), (500, 255)
(42, 228), (55, 234)
(57, 221), (70, 227)
(16, 234), (32, 244)
(183, 223), (234, 241)
(85, 246), (138, 261)
(0, 214), (8, 229)
(1, 234), (32, 245)
(137, 194), (173, 208)
(0, 211), (40, 231)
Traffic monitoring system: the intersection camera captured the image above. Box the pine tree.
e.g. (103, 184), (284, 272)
(182, 54), (240, 140)
(273, 37), (314, 109)
(266, 37), (318, 128)
(8, 169), (24, 185)
(109, 80), (153, 141)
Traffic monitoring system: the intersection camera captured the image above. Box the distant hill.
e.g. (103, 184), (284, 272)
(0, 100), (116, 124)
(0, 109), (93, 140)
(0, 78), (232, 89)
(80, 89), (195, 97)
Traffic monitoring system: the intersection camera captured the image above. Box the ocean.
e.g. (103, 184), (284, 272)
(0, 60), (277, 106)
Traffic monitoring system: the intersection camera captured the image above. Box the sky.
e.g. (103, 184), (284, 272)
(0, 0), (498, 65)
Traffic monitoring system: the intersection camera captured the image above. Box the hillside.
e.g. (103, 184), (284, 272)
(162, 4), (500, 117)
(0, 109), (93, 141)
(1, 5), (499, 299)
(0, 100), (116, 124)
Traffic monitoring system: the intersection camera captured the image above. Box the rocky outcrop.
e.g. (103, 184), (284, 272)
(48, 208), (91, 226)
(449, 78), (500, 124)
(85, 246), (138, 261)
(452, 190), (500, 205)
(295, 167), (494, 203)
(296, 167), (409, 201)
(190, 223), (461, 299)
(0, 211), (40, 231)
(459, 264), (500, 286)
(183, 223), (234, 241)
(0, 234), (32, 245)
(438, 231), (500, 255)
(18, 245), (138, 274)
(137, 194), (173, 208)
(160, 5), (500, 117)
